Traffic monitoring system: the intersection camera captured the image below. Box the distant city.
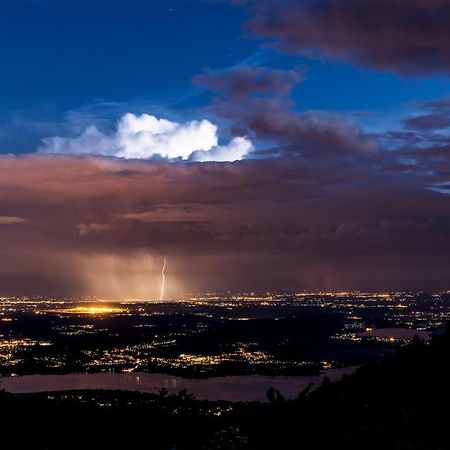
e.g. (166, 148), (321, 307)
(0, 292), (447, 378)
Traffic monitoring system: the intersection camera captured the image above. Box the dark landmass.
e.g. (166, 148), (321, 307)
(1, 324), (450, 449)
(1, 312), (342, 377)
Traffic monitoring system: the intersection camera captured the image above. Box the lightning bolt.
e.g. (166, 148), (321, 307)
(159, 257), (167, 301)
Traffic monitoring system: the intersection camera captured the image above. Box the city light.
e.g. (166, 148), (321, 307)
(55, 305), (125, 315)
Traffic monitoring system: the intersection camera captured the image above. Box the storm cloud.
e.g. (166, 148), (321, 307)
(194, 66), (378, 158)
(1, 153), (450, 297)
(245, 0), (450, 75)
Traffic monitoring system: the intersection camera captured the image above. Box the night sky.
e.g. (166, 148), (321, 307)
(1, 0), (450, 297)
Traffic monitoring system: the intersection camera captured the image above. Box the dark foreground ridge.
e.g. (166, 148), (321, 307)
(1, 325), (450, 450)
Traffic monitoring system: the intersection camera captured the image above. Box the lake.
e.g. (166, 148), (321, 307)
(358, 327), (431, 340)
(1, 366), (358, 402)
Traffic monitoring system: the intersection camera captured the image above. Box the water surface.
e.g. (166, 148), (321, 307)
(1, 367), (357, 402)
(358, 327), (431, 340)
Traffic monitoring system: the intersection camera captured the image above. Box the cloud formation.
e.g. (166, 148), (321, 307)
(244, 0), (450, 75)
(191, 136), (253, 162)
(404, 98), (450, 131)
(1, 152), (450, 297)
(39, 113), (253, 162)
(194, 66), (378, 157)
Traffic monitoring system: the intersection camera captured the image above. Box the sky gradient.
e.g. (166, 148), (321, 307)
(1, 0), (450, 297)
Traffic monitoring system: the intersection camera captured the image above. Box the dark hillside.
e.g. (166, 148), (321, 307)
(1, 326), (449, 449)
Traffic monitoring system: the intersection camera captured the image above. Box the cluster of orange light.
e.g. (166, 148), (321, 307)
(56, 305), (124, 315)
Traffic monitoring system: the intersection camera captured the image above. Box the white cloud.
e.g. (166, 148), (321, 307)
(39, 113), (253, 162)
(190, 136), (253, 162)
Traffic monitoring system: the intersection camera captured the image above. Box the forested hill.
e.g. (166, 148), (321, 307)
(250, 325), (450, 449)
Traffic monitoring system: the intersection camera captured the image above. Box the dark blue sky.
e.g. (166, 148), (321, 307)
(1, 0), (450, 154)
(1, 0), (251, 108)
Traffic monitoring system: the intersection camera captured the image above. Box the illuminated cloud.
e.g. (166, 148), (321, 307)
(190, 136), (253, 162)
(38, 113), (253, 162)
